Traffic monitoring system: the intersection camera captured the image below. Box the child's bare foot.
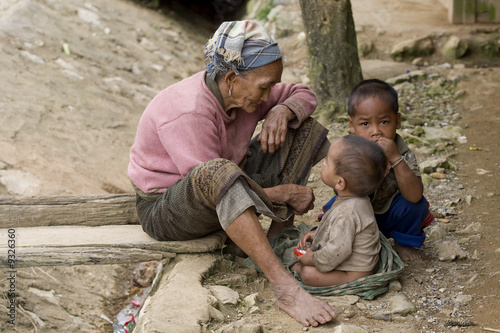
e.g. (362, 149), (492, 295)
(266, 215), (294, 241)
(272, 279), (337, 327)
(289, 262), (302, 274)
(394, 242), (421, 261)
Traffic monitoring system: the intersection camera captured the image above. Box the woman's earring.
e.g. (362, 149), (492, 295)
(228, 89), (231, 97)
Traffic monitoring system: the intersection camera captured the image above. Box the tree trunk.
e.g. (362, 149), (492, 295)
(299, 0), (362, 122)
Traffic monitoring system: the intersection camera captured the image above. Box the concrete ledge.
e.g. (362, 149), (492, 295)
(134, 254), (218, 333)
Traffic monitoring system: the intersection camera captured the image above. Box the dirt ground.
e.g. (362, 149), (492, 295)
(0, 0), (499, 332)
(453, 69), (500, 329)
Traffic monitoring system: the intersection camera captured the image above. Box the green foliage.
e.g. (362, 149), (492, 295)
(480, 38), (500, 58)
(220, 243), (227, 256)
(256, 2), (276, 21)
(477, 2), (496, 22)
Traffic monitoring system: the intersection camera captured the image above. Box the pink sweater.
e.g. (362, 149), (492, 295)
(128, 71), (317, 194)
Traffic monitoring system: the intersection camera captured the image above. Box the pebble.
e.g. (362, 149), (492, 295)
(20, 50), (45, 64)
(389, 294), (416, 315)
(208, 285), (239, 305)
(437, 240), (468, 261)
(430, 172), (447, 179)
(388, 280), (402, 292)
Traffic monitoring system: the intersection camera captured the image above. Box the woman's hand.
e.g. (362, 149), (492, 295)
(286, 184), (315, 215)
(258, 105), (295, 154)
(264, 184), (315, 215)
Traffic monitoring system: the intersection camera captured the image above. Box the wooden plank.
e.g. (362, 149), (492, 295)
(0, 194), (138, 228)
(0, 225), (227, 252)
(2, 246), (176, 267)
(0, 225), (227, 267)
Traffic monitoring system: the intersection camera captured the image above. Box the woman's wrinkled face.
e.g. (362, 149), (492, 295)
(231, 60), (283, 113)
(348, 96), (401, 142)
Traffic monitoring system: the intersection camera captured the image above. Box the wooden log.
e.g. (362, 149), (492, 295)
(0, 194), (138, 228)
(4, 246), (176, 267)
(0, 225), (227, 267)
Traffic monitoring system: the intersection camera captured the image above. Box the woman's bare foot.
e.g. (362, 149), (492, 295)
(394, 242), (421, 261)
(272, 279), (337, 327)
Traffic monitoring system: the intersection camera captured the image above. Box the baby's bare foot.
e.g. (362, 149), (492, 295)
(394, 242), (421, 262)
(272, 280), (337, 327)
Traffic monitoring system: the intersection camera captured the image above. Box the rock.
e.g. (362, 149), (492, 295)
(394, 81), (416, 95)
(20, 50), (45, 64)
(139, 37), (159, 52)
(390, 36), (435, 61)
(444, 318), (477, 327)
(356, 302), (367, 310)
(209, 305), (225, 322)
(467, 274), (479, 284)
(242, 293), (260, 308)
(358, 35), (374, 57)
(453, 294), (473, 306)
(266, 5), (303, 38)
(455, 90), (466, 99)
(325, 295), (360, 306)
(333, 325), (368, 333)
(214, 273), (248, 288)
(424, 126), (463, 142)
(476, 168), (490, 175)
(412, 57), (425, 66)
(389, 294), (416, 316)
(419, 157), (447, 174)
(218, 318), (263, 333)
(437, 240), (467, 261)
(248, 306), (260, 314)
(0, 169), (41, 195)
(77, 7), (101, 26)
(443, 35), (468, 59)
(427, 226), (448, 241)
(209, 286), (239, 305)
(422, 174), (435, 185)
(370, 311), (392, 321)
(430, 172), (446, 179)
(386, 70), (426, 85)
(467, 234), (481, 242)
(388, 280), (402, 292)
(456, 222), (482, 234)
(343, 308), (357, 319)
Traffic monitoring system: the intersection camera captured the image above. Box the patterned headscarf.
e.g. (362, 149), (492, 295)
(205, 20), (282, 79)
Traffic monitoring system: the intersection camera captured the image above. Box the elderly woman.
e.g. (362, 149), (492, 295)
(128, 20), (336, 326)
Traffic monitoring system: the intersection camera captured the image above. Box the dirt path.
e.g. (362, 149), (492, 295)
(454, 68), (500, 329)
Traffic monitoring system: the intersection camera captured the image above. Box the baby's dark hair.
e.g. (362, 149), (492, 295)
(335, 135), (387, 197)
(347, 79), (399, 117)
